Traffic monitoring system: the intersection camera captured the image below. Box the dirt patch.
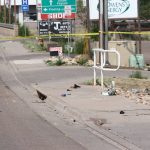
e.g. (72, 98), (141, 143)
(104, 77), (150, 105)
(105, 78), (150, 91)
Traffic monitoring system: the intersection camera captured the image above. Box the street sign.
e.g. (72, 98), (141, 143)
(40, 13), (76, 20)
(22, 0), (29, 12)
(42, 0), (76, 6)
(41, 0), (76, 14)
(49, 20), (71, 34)
(42, 5), (76, 14)
(39, 21), (49, 35)
(49, 47), (63, 57)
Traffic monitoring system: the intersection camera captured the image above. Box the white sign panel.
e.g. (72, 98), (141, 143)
(89, 0), (138, 19)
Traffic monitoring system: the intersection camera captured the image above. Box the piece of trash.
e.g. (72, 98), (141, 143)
(144, 88), (150, 95)
(108, 88), (117, 96)
(102, 88), (116, 96)
(120, 110), (125, 114)
(61, 94), (67, 97)
(111, 81), (115, 89)
(102, 91), (109, 96)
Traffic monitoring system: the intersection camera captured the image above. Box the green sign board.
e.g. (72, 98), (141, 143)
(42, 0), (76, 14)
(42, 6), (76, 14)
(42, 0), (76, 6)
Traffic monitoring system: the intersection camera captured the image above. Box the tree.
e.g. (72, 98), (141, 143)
(140, 0), (150, 19)
(0, 6), (14, 23)
(77, 0), (87, 28)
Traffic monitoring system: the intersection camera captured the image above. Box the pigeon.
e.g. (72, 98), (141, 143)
(71, 84), (81, 89)
(36, 90), (47, 102)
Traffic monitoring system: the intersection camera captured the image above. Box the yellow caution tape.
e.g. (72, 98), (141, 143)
(0, 31), (150, 40)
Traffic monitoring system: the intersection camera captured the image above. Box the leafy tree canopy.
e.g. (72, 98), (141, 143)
(140, 0), (150, 19)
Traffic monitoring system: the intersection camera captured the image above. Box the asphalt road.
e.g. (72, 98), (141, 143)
(0, 78), (87, 150)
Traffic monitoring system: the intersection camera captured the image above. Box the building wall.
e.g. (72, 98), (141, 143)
(0, 24), (18, 36)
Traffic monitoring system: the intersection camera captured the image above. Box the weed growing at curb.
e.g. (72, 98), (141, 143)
(55, 58), (65, 66)
(129, 71), (148, 79)
(22, 39), (47, 52)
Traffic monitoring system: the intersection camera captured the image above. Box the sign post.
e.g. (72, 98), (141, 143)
(22, 0), (29, 37)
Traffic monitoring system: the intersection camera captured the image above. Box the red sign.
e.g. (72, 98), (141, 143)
(49, 47), (63, 57)
(41, 13), (75, 20)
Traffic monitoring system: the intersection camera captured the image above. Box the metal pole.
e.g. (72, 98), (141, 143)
(24, 12), (26, 37)
(86, 0), (90, 56)
(36, 0), (39, 35)
(67, 21), (70, 57)
(138, 0), (141, 54)
(99, 0), (104, 49)
(104, 0), (108, 50)
(104, 0), (110, 65)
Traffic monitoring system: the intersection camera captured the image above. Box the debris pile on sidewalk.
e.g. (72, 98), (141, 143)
(102, 77), (150, 105)
(116, 87), (150, 105)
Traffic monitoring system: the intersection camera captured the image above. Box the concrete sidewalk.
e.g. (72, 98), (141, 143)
(32, 79), (150, 150)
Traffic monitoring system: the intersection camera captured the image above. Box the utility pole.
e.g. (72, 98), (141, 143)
(99, 0), (108, 50)
(99, 0), (104, 49)
(86, 0), (90, 55)
(99, 0), (109, 65)
(104, 0), (108, 50)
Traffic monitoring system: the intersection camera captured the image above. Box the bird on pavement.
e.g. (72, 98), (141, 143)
(36, 90), (47, 102)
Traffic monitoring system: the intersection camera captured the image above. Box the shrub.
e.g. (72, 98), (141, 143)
(74, 39), (84, 54)
(21, 39), (46, 52)
(18, 24), (30, 36)
(55, 58), (65, 66)
(129, 71), (147, 79)
(76, 55), (88, 65)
